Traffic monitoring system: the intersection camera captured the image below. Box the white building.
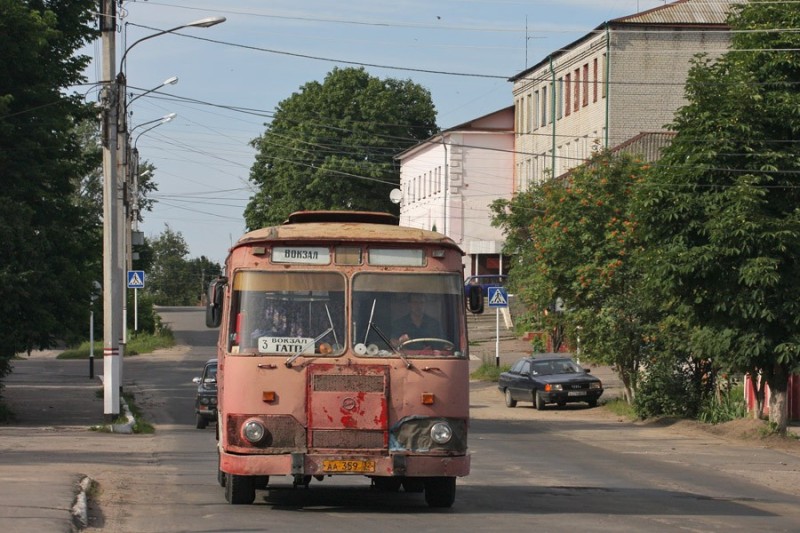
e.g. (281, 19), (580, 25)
(395, 107), (514, 277)
(511, 0), (736, 189)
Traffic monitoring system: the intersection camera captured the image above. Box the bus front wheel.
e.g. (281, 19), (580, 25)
(424, 477), (456, 508)
(224, 473), (255, 505)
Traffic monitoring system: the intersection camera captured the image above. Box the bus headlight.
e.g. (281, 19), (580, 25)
(243, 420), (266, 443)
(430, 422), (452, 444)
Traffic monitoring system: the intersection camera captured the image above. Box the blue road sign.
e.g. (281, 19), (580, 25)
(488, 287), (508, 308)
(127, 270), (145, 289)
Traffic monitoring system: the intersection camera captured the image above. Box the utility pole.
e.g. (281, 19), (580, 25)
(100, 0), (121, 421)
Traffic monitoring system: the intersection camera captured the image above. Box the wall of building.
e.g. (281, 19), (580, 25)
(607, 27), (729, 147)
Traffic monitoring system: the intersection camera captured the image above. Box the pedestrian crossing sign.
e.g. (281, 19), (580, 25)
(488, 287), (508, 308)
(127, 270), (145, 289)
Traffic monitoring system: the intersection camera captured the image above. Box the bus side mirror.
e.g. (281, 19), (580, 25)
(467, 285), (484, 314)
(205, 277), (227, 328)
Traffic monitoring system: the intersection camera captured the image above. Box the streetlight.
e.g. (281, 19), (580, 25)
(99, 2), (225, 420)
(125, 112), (176, 337)
(119, 16), (226, 73)
(127, 76), (178, 109)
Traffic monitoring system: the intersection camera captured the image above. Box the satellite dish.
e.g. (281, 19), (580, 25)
(389, 188), (403, 204)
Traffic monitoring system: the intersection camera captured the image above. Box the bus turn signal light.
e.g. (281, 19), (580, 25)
(262, 391), (277, 403)
(421, 393), (435, 405)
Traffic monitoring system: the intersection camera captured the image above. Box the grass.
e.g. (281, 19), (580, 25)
(602, 397), (637, 419)
(470, 361), (510, 382)
(91, 388), (154, 434)
(58, 329), (175, 359)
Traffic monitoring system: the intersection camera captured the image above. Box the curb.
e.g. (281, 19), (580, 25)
(97, 374), (136, 434)
(71, 476), (92, 530)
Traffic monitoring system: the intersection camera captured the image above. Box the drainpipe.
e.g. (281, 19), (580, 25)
(441, 134), (448, 237)
(605, 23), (610, 149)
(550, 56), (556, 176)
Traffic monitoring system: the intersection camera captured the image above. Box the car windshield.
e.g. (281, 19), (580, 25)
(228, 271), (346, 356)
(352, 272), (465, 358)
(531, 359), (581, 375)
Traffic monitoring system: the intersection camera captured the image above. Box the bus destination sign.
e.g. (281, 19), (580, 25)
(272, 246), (330, 265)
(258, 336), (315, 354)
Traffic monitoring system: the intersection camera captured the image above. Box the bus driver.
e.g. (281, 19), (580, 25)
(392, 293), (445, 347)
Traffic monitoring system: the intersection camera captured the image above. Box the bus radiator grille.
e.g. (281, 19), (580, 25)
(313, 374), (384, 393)
(312, 429), (386, 449)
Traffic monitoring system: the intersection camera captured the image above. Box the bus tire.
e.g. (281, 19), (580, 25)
(402, 478), (425, 493)
(373, 477), (402, 492)
(225, 473), (255, 505)
(217, 452), (225, 487)
(424, 477), (456, 508)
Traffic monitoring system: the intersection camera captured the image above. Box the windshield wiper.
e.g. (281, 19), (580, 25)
(284, 326), (332, 368)
(285, 304), (340, 368)
(364, 299), (412, 369)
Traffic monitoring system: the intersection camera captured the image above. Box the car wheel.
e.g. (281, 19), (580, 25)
(504, 388), (517, 408)
(424, 477), (456, 508)
(196, 414), (208, 429)
(534, 392), (546, 410)
(587, 398), (598, 408)
(224, 473), (255, 505)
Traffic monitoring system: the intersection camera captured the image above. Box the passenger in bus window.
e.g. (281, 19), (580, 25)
(391, 293), (445, 346)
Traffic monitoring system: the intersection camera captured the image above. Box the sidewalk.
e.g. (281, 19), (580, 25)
(0, 354), (146, 532)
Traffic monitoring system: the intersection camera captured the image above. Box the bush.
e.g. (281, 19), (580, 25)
(697, 383), (747, 424)
(634, 358), (697, 419)
(470, 361), (510, 382)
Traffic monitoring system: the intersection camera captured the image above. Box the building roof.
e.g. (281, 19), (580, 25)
(509, 0), (737, 82)
(395, 106), (514, 161)
(611, 0), (738, 25)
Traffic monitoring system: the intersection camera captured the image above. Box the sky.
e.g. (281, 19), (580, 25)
(79, 0), (668, 266)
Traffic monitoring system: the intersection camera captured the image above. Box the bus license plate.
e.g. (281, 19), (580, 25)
(322, 460), (376, 473)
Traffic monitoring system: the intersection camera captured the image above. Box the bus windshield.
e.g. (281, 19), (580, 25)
(228, 271), (346, 356)
(352, 272), (465, 358)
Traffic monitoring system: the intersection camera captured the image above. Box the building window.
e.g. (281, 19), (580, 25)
(583, 64), (589, 107)
(573, 68), (580, 113)
(602, 54), (607, 98)
(515, 98), (521, 134)
(541, 85), (548, 126)
(526, 94), (533, 132)
(556, 77), (563, 120)
(534, 91), (540, 129)
(564, 74), (571, 116)
(593, 58), (598, 103)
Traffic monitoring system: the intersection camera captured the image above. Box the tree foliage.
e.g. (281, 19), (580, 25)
(0, 0), (97, 382)
(144, 226), (221, 306)
(245, 67), (438, 228)
(639, 0), (800, 432)
(492, 153), (657, 402)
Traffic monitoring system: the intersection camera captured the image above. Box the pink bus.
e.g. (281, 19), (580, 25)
(206, 211), (483, 507)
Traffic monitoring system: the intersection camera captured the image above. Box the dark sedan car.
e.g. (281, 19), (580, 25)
(192, 358), (218, 429)
(498, 355), (603, 409)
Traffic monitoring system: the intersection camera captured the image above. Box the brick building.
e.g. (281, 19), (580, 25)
(510, 0), (736, 191)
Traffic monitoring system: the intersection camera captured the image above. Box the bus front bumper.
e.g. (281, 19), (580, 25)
(220, 450), (470, 478)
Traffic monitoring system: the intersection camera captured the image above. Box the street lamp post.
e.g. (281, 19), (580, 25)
(99, 4), (225, 420)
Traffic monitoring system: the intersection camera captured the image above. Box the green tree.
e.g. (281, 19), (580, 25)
(145, 227), (221, 306)
(492, 153), (656, 402)
(640, 1), (800, 433)
(245, 67), (438, 228)
(0, 0), (97, 383)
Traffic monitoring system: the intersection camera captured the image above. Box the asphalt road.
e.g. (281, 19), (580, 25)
(2, 307), (799, 532)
